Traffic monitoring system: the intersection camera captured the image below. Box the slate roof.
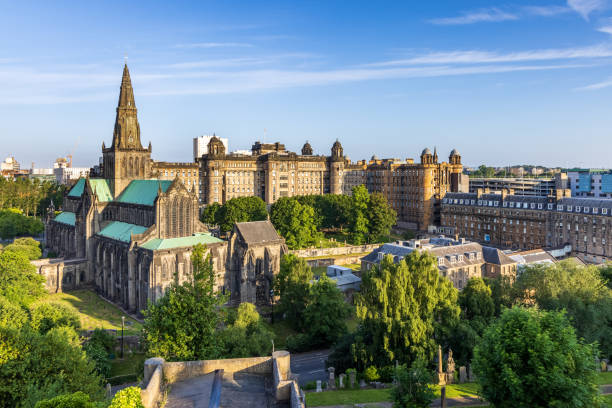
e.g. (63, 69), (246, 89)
(140, 233), (223, 250)
(482, 246), (515, 265)
(89, 179), (113, 202)
(361, 243), (414, 263)
(98, 221), (148, 243)
(116, 180), (173, 206)
(67, 178), (86, 197)
(508, 249), (556, 266)
(234, 221), (282, 244)
(54, 211), (76, 226)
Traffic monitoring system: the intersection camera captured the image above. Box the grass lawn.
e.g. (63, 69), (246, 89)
(39, 290), (142, 335)
(597, 371), (612, 385)
(110, 352), (147, 377)
(305, 383), (481, 407)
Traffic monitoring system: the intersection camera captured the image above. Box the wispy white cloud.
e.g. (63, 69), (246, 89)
(566, 0), (608, 20)
(575, 76), (612, 90)
(428, 8), (518, 25)
(174, 42), (253, 49)
(598, 26), (612, 35)
(522, 5), (572, 16)
(366, 44), (612, 67)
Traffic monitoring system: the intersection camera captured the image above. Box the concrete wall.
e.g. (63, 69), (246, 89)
(31, 257), (88, 293)
(290, 244), (380, 259)
(163, 356), (272, 384)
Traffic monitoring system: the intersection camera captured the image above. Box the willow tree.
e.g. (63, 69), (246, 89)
(354, 251), (459, 368)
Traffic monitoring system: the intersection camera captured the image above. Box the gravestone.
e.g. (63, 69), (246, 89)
(602, 360), (608, 373)
(339, 373), (346, 389)
(349, 371), (356, 388)
(316, 380), (322, 393)
(328, 367), (336, 390)
(459, 366), (468, 383)
(608, 365), (612, 372)
(446, 349), (456, 384)
(359, 379), (367, 389)
(105, 383), (112, 399)
(468, 366), (477, 382)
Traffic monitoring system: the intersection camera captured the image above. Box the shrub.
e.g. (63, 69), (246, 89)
(378, 365), (394, 383)
(30, 302), (81, 334)
(108, 386), (144, 408)
(391, 359), (436, 408)
(0, 295), (28, 329)
(286, 333), (311, 353)
(35, 391), (99, 408)
(84, 342), (111, 379)
(363, 366), (380, 382)
(87, 328), (116, 354)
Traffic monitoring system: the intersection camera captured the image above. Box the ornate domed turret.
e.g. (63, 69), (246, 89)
(301, 141), (313, 155)
(449, 148), (461, 165)
(331, 139), (343, 160)
(207, 134), (226, 156)
(371, 154), (378, 161)
(421, 147), (434, 164)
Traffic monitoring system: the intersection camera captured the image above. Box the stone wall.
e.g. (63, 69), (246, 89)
(31, 257), (89, 293)
(289, 244), (380, 259)
(306, 255), (367, 268)
(139, 351), (303, 408)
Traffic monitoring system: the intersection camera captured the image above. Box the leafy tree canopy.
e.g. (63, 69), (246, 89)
(473, 307), (601, 408)
(0, 250), (46, 306)
(274, 254), (313, 332)
(215, 196), (268, 233)
(391, 358), (436, 408)
(270, 197), (321, 249)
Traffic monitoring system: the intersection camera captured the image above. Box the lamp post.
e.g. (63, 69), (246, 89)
(121, 316), (125, 359)
(270, 289), (275, 324)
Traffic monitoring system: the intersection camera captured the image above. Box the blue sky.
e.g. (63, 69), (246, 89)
(1, 0), (612, 168)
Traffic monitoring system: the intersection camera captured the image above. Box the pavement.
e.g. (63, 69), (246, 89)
(165, 371), (272, 408)
(290, 349), (330, 386)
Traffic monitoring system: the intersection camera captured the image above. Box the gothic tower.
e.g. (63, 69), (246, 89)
(103, 65), (152, 197)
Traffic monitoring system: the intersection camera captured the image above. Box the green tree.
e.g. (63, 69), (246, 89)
(367, 193), (396, 243)
(0, 326), (103, 407)
(215, 197), (268, 233)
(218, 303), (273, 358)
(459, 278), (494, 328)
(2, 237), (42, 260)
(0, 295), (28, 329)
(142, 244), (227, 361)
(601, 264), (612, 289)
(514, 261), (612, 359)
(29, 302), (81, 334)
(0, 250), (45, 306)
(473, 307), (602, 408)
(302, 276), (350, 348)
(274, 254), (313, 331)
(349, 185), (369, 244)
(354, 252), (460, 368)
(200, 202), (221, 225)
(270, 197), (321, 249)
(391, 358), (436, 408)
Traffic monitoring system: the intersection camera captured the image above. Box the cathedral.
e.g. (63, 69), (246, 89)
(45, 65), (286, 313)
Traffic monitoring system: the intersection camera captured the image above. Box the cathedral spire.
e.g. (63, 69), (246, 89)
(111, 64), (142, 150)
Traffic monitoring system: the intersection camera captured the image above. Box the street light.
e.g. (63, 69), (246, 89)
(121, 316), (125, 359)
(270, 289), (275, 324)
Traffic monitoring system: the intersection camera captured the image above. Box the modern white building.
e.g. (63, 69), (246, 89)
(54, 167), (90, 184)
(193, 135), (229, 160)
(1, 156), (20, 172)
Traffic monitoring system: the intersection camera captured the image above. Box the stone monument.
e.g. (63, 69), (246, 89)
(446, 349), (456, 384)
(459, 366), (467, 383)
(437, 345), (446, 385)
(328, 367), (336, 390)
(339, 373), (346, 389)
(349, 370), (356, 388)
(316, 380), (322, 393)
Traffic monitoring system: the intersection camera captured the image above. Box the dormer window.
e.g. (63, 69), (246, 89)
(575, 206), (581, 213)
(438, 257), (444, 266)
(476, 252), (482, 260)
(548, 204), (553, 210)
(603, 208), (608, 215)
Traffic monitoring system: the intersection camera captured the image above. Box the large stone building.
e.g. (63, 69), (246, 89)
(361, 236), (517, 289)
(198, 141), (464, 230)
(45, 65), (287, 313)
(440, 189), (612, 263)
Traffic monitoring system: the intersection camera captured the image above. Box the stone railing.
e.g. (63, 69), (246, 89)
(289, 244), (380, 259)
(139, 351), (304, 408)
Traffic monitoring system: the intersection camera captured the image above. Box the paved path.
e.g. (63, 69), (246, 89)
(290, 349), (330, 386)
(165, 371), (271, 408)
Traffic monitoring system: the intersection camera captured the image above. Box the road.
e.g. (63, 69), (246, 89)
(290, 349), (330, 386)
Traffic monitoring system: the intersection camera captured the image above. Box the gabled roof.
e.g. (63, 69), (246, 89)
(140, 233), (223, 251)
(98, 221), (148, 243)
(54, 211), (76, 226)
(67, 178), (86, 197)
(116, 180), (172, 206)
(89, 179), (113, 202)
(234, 220), (282, 244)
(482, 246), (515, 265)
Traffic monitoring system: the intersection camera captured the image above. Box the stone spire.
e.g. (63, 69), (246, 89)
(111, 64), (142, 150)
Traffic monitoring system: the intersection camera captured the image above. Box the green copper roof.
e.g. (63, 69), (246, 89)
(98, 221), (148, 243)
(116, 180), (173, 206)
(67, 178), (86, 197)
(89, 179), (113, 202)
(140, 233), (223, 251)
(54, 211), (76, 226)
